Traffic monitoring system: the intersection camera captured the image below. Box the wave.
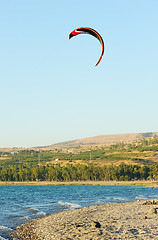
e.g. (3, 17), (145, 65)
(27, 208), (46, 216)
(105, 197), (111, 200)
(93, 200), (104, 204)
(110, 197), (129, 201)
(147, 195), (158, 198)
(0, 226), (12, 232)
(0, 226), (12, 240)
(17, 215), (29, 220)
(58, 201), (81, 209)
(30, 203), (54, 207)
(135, 195), (147, 200)
(0, 236), (9, 240)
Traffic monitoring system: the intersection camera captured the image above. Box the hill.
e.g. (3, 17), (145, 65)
(45, 132), (158, 150)
(0, 132), (158, 152)
(1, 132), (158, 182)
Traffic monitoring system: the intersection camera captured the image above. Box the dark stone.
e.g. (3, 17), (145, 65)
(143, 200), (158, 205)
(92, 221), (101, 228)
(75, 223), (82, 227)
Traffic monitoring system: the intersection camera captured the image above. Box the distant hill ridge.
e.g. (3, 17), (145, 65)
(1, 132), (158, 152)
(48, 132), (158, 149)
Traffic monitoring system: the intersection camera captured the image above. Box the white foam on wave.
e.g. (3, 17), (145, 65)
(105, 197), (111, 200)
(135, 195), (147, 200)
(94, 200), (103, 204)
(148, 195), (158, 198)
(18, 215), (29, 220)
(0, 227), (11, 240)
(28, 208), (46, 216)
(36, 211), (46, 216)
(0, 236), (8, 240)
(58, 201), (81, 209)
(111, 197), (128, 201)
(0, 226), (12, 232)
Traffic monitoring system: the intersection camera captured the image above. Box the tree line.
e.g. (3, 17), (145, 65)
(0, 163), (158, 182)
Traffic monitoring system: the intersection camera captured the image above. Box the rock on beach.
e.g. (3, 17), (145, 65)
(12, 199), (158, 240)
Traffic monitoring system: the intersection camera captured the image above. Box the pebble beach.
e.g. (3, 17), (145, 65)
(12, 199), (158, 240)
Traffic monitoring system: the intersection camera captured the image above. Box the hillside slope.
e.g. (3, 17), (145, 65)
(1, 132), (158, 152)
(47, 132), (158, 149)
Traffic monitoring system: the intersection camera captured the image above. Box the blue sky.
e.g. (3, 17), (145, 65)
(0, 0), (158, 148)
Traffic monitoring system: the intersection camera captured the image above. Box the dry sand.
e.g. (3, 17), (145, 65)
(12, 199), (158, 240)
(1, 180), (158, 186)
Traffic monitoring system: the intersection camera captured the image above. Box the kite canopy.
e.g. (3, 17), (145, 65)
(69, 27), (104, 66)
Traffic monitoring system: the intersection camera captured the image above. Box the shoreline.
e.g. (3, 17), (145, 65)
(1, 180), (158, 186)
(12, 199), (158, 239)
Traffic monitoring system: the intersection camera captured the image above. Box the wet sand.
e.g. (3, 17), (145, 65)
(12, 199), (158, 240)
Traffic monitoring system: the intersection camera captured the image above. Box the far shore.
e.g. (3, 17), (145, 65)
(0, 180), (158, 186)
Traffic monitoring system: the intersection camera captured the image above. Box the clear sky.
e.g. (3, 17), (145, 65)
(0, 0), (158, 148)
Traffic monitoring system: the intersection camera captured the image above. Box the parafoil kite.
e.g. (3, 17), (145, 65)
(69, 27), (104, 66)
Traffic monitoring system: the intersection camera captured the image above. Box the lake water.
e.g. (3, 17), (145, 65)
(0, 184), (158, 239)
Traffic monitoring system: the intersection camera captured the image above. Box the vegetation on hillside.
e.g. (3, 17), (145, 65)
(0, 136), (158, 181)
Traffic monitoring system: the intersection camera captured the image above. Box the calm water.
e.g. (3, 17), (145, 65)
(0, 184), (158, 239)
